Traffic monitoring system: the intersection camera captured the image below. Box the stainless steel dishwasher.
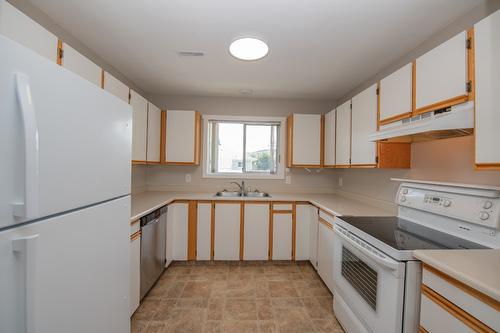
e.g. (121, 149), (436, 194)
(140, 205), (167, 299)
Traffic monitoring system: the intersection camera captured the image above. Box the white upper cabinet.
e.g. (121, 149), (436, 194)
(147, 102), (161, 163)
(475, 9), (500, 168)
(0, 2), (58, 62)
(165, 110), (201, 165)
(103, 71), (129, 103)
(272, 213), (293, 260)
(351, 84), (377, 165)
(379, 63), (413, 124)
(335, 100), (352, 166)
(243, 203), (269, 260)
(323, 110), (336, 167)
(60, 43), (102, 86)
(289, 114), (323, 167)
(415, 31), (468, 112)
(130, 90), (148, 162)
(214, 203), (240, 260)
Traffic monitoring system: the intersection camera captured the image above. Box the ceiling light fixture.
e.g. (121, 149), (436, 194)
(229, 37), (269, 61)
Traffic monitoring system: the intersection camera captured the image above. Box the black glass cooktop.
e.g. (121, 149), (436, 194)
(338, 216), (486, 251)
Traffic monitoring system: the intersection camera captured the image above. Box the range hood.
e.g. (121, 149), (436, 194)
(369, 101), (474, 142)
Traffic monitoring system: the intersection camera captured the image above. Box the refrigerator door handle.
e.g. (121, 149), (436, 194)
(12, 234), (39, 333)
(13, 73), (40, 219)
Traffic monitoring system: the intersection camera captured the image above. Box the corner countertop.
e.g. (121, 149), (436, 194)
(413, 249), (500, 302)
(130, 191), (393, 222)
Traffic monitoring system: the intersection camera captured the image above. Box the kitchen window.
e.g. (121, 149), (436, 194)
(203, 115), (286, 179)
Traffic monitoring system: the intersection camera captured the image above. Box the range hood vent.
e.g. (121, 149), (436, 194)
(369, 101), (474, 142)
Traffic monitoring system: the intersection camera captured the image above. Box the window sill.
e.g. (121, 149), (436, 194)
(202, 172), (285, 180)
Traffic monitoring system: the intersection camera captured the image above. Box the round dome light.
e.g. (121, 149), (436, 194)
(229, 37), (269, 61)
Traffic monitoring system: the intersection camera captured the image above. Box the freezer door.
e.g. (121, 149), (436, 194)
(0, 196), (130, 333)
(0, 36), (132, 228)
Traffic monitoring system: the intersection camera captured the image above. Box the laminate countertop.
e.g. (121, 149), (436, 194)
(130, 191), (393, 222)
(414, 249), (500, 302)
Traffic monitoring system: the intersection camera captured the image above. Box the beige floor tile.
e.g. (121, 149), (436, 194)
(132, 299), (162, 320)
(223, 320), (259, 333)
(268, 281), (299, 297)
(181, 281), (213, 298)
(203, 320), (223, 333)
(131, 319), (149, 333)
(143, 321), (169, 333)
(258, 320), (279, 333)
(224, 298), (258, 321)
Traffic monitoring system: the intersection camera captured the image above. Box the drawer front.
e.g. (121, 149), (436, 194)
(272, 203), (293, 211)
(319, 210), (335, 226)
(130, 220), (140, 235)
(423, 267), (499, 331)
(420, 291), (475, 333)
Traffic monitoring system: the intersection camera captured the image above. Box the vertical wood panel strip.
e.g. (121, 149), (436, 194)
(412, 60), (417, 114)
(100, 69), (105, 89)
(320, 115), (325, 167)
(56, 39), (63, 65)
(268, 203), (273, 260)
(160, 111), (167, 163)
(467, 28), (475, 102)
(239, 202), (245, 260)
(187, 201), (197, 260)
(292, 202), (297, 261)
(210, 202), (215, 260)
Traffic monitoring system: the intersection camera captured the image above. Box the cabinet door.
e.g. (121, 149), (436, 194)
(420, 292), (474, 333)
(0, 2), (58, 62)
(272, 213), (292, 260)
(324, 110), (336, 167)
(309, 207), (319, 269)
(379, 63), (413, 124)
(243, 203), (269, 260)
(196, 203), (212, 260)
(169, 203), (188, 260)
(147, 102), (161, 163)
(475, 10), (500, 167)
(214, 203), (240, 260)
(130, 90), (148, 162)
(61, 43), (101, 86)
(103, 71), (129, 103)
(335, 100), (351, 166)
(416, 31), (468, 112)
(292, 114), (322, 166)
(166, 110), (200, 164)
(129, 235), (140, 316)
(351, 84), (377, 166)
(295, 204), (311, 260)
(317, 221), (335, 293)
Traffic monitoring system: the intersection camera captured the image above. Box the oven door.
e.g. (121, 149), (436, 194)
(333, 225), (406, 333)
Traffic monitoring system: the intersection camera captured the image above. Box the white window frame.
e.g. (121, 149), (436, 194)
(202, 115), (286, 179)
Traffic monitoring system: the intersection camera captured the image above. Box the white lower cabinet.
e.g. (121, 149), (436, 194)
(168, 202), (188, 261)
(272, 213), (293, 260)
(295, 204), (311, 260)
(317, 220), (335, 293)
(309, 207), (319, 269)
(420, 293), (473, 333)
(243, 203), (269, 260)
(214, 203), (240, 260)
(129, 234), (140, 316)
(196, 203), (212, 260)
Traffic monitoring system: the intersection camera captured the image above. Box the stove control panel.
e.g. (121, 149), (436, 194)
(397, 184), (500, 230)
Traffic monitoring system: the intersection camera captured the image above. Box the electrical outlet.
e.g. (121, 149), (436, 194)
(338, 176), (343, 187)
(185, 174), (192, 183)
(285, 175), (291, 184)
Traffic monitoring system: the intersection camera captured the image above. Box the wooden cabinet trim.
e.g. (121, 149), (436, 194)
(414, 94), (469, 116)
(475, 163), (500, 170)
(320, 115), (325, 167)
(130, 230), (141, 241)
(187, 201), (197, 260)
(421, 284), (495, 333)
(350, 164), (377, 168)
(160, 111), (166, 163)
(379, 112), (413, 126)
(56, 39), (63, 65)
(239, 202), (245, 260)
(418, 326), (429, 333)
(210, 203), (215, 260)
(132, 160), (148, 165)
(268, 203), (273, 260)
(291, 202), (297, 261)
(412, 60), (417, 113)
(286, 115), (293, 168)
(318, 217), (333, 230)
(467, 27), (475, 102)
(423, 264), (500, 311)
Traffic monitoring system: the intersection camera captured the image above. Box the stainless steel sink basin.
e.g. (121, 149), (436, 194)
(244, 192), (271, 198)
(215, 191), (242, 197)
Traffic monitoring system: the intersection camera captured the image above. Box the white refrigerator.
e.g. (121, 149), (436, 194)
(0, 35), (132, 333)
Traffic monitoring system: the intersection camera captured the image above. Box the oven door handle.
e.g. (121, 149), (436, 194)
(333, 227), (403, 275)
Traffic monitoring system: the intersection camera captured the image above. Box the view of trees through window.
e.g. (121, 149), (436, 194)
(208, 120), (279, 175)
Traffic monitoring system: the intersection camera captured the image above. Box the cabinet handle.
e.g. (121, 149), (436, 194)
(12, 234), (39, 333)
(12, 73), (40, 219)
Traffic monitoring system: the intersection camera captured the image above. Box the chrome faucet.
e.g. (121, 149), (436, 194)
(230, 180), (246, 194)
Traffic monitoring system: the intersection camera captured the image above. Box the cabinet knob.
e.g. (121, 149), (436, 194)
(443, 199), (451, 207)
(400, 196), (407, 202)
(479, 212), (490, 221)
(483, 201), (493, 209)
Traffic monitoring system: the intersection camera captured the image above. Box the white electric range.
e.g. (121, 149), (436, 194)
(332, 179), (500, 333)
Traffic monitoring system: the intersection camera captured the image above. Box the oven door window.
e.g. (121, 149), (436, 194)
(341, 246), (378, 311)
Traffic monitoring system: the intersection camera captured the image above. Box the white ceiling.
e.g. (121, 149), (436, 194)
(29, 0), (482, 99)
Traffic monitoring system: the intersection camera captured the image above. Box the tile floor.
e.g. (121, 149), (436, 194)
(131, 261), (344, 333)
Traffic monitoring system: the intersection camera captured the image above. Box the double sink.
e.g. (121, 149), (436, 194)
(215, 190), (271, 198)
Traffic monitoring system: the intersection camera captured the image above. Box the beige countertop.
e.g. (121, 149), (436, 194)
(413, 249), (500, 302)
(130, 191), (393, 222)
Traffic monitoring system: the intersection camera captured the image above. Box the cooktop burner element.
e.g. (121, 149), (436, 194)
(338, 216), (486, 251)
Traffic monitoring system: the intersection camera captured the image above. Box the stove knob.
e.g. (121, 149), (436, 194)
(483, 201), (493, 209)
(443, 199), (451, 207)
(479, 212), (490, 220)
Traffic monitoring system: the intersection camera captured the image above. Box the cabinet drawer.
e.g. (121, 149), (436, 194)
(319, 210), (335, 226)
(420, 289), (476, 333)
(272, 203), (293, 211)
(422, 266), (499, 331)
(130, 220), (140, 235)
